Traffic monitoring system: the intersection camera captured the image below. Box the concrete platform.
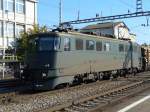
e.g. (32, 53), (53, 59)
(102, 86), (150, 112)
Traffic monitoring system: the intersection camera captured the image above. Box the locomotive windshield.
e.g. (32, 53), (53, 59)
(39, 37), (60, 51)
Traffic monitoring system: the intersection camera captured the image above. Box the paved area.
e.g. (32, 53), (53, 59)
(124, 98), (150, 112)
(102, 87), (150, 112)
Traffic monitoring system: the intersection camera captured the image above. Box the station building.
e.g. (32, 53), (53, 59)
(0, 0), (37, 52)
(81, 22), (136, 42)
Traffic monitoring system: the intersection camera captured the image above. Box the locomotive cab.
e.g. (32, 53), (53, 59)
(22, 33), (60, 82)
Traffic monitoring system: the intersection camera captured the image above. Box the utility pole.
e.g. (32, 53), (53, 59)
(77, 10), (80, 20)
(141, 16), (149, 27)
(59, 0), (62, 26)
(146, 16), (149, 26)
(100, 11), (103, 17)
(2, 10), (9, 79)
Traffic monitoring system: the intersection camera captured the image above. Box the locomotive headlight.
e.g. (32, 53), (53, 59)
(42, 73), (47, 77)
(20, 70), (23, 74)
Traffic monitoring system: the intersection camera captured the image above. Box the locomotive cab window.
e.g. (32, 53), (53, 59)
(96, 41), (102, 51)
(76, 39), (83, 50)
(86, 40), (95, 50)
(39, 37), (60, 51)
(104, 43), (111, 51)
(64, 37), (71, 51)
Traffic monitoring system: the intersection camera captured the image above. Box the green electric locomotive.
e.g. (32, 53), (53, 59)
(19, 31), (142, 90)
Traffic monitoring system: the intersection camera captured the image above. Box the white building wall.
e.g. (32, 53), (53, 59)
(130, 34), (136, 42)
(0, 0), (37, 50)
(0, 10), (2, 18)
(26, 1), (35, 25)
(114, 23), (130, 39)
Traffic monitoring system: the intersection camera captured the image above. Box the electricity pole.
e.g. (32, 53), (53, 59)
(77, 10), (80, 20)
(59, 0), (62, 26)
(146, 16), (149, 26)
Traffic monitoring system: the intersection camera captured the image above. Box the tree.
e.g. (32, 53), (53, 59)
(15, 24), (49, 61)
(141, 43), (148, 47)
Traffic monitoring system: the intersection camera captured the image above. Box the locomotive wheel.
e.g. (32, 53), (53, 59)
(98, 72), (104, 80)
(102, 73), (110, 80)
(112, 74), (118, 79)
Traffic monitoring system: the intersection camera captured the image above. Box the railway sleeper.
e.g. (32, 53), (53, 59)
(80, 103), (92, 108)
(101, 95), (112, 98)
(85, 101), (100, 106)
(90, 99), (102, 104)
(55, 111), (63, 112)
(91, 98), (108, 103)
(92, 99), (106, 103)
(99, 95), (118, 101)
(106, 94), (117, 99)
(64, 107), (79, 112)
(110, 92), (119, 96)
(116, 92), (127, 96)
(72, 105), (89, 111)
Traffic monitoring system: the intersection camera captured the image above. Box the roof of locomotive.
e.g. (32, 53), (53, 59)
(59, 31), (133, 43)
(31, 32), (59, 37)
(31, 31), (137, 44)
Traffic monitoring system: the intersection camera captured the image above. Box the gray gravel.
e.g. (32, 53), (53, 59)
(0, 80), (131, 112)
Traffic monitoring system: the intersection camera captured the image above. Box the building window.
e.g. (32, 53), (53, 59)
(6, 22), (14, 37)
(86, 40), (95, 50)
(16, 24), (24, 37)
(0, 0), (2, 10)
(96, 41), (102, 51)
(76, 39), (83, 50)
(104, 43), (111, 51)
(0, 21), (2, 37)
(16, 0), (25, 14)
(5, 0), (14, 12)
(8, 37), (14, 47)
(64, 37), (71, 51)
(119, 44), (124, 52)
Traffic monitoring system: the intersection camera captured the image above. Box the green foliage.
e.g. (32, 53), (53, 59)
(141, 43), (148, 47)
(15, 24), (49, 61)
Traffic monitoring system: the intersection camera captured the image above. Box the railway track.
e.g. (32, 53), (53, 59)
(0, 79), (33, 105)
(48, 79), (150, 112)
(0, 79), (20, 104)
(0, 72), (149, 112)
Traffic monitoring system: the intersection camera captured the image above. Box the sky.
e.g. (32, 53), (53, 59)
(38, 0), (150, 44)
